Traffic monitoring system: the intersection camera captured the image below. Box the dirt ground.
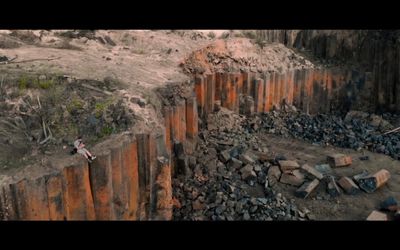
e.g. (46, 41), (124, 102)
(260, 133), (400, 220)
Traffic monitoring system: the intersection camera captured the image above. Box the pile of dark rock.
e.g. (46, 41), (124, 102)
(172, 108), (313, 221)
(249, 108), (400, 160)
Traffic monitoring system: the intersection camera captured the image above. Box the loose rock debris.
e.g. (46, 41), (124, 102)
(255, 107), (400, 160)
(172, 107), (394, 221)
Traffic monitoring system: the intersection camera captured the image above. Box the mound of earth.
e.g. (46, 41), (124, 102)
(181, 38), (316, 75)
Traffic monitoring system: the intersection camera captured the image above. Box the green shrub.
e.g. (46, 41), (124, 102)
(18, 76), (28, 90)
(67, 98), (84, 113)
(38, 79), (54, 89)
(18, 75), (55, 90)
(100, 125), (113, 137)
(94, 98), (113, 118)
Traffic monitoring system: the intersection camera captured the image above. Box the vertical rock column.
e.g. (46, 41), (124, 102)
(254, 78), (265, 113)
(304, 68), (314, 114)
(88, 150), (114, 220)
(206, 74), (215, 114)
(221, 73), (230, 109)
(194, 76), (206, 118)
(0, 184), (17, 220)
(242, 72), (250, 97)
(274, 72), (282, 108)
(310, 69), (320, 114)
(151, 134), (172, 220)
(46, 174), (66, 220)
(110, 142), (127, 220)
(325, 68), (333, 113)
(280, 73), (287, 107)
(268, 73), (275, 111)
(121, 137), (139, 220)
(128, 136), (140, 220)
(62, 161), (96, 220)
(186, 96), (198, 140)
(292, 69), (302, 109)
(172, 105), (180, 144)
(215, 73), (223, 102)
(231, 73), (241, 113)
(177, 100), (187, 143)
(136, 133), (156, 220)
(164, 106), (173, 154)
(263, 73), (271, 112)
(10, 177), (50, 220)
(287, 70), (295, 106)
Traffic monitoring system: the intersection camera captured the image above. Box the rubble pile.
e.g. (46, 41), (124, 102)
(173, 108), (312, 221)
(173, 106), (396, 221)
(251, 108), (400, 160)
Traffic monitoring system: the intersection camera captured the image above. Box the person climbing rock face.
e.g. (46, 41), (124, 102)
(73, 136), (96, 163)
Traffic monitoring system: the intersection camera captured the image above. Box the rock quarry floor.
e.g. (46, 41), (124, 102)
(172, 107), (400, 221)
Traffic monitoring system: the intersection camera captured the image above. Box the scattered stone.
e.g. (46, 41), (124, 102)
(306, 213), (316, 220)
(206, 147), (216, 156)
(188, 156), (197, 168)
(278, 160), (300, 173)
(254, 165), (262, 172)
(327, 154), (352, 167)
(250, 206), (258, 213)
(279, 170), (304, 187)
(227, 158), (243, 169)
(326, 176), (341, 197)
(359, 155), (369, 161)
(366, 210), (388, 221)
(353, 170), (369, 183)
(256, 151), (274, 162)
(292, 170), (305, 180)
(296, 179), (320, 199)
(315, 164), (333, 175)
(239, 150), (258, 165)
(219, 149), (231, 163)
(192, 199), (206, 210)
(337, 177), (361, 195)
(357, 169), (391, 193)
(259, 109), (400, 160)
(215, 206), (225, 215)
(380, 197), (398, 212)
(240, 164), (257, 182)
(268, 165), (282, 181)
(264, 178), (269, 189)
(344, 110), (369, 122)
(275, 155), (287, 162)
(301, 164), (324, 180)
(243, 212), (251, 220)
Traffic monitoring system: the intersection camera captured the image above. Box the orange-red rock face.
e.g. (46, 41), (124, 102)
(63, 162), (96, 220)
(46, 174), (66, 220)
(193, 69), (358, 116)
